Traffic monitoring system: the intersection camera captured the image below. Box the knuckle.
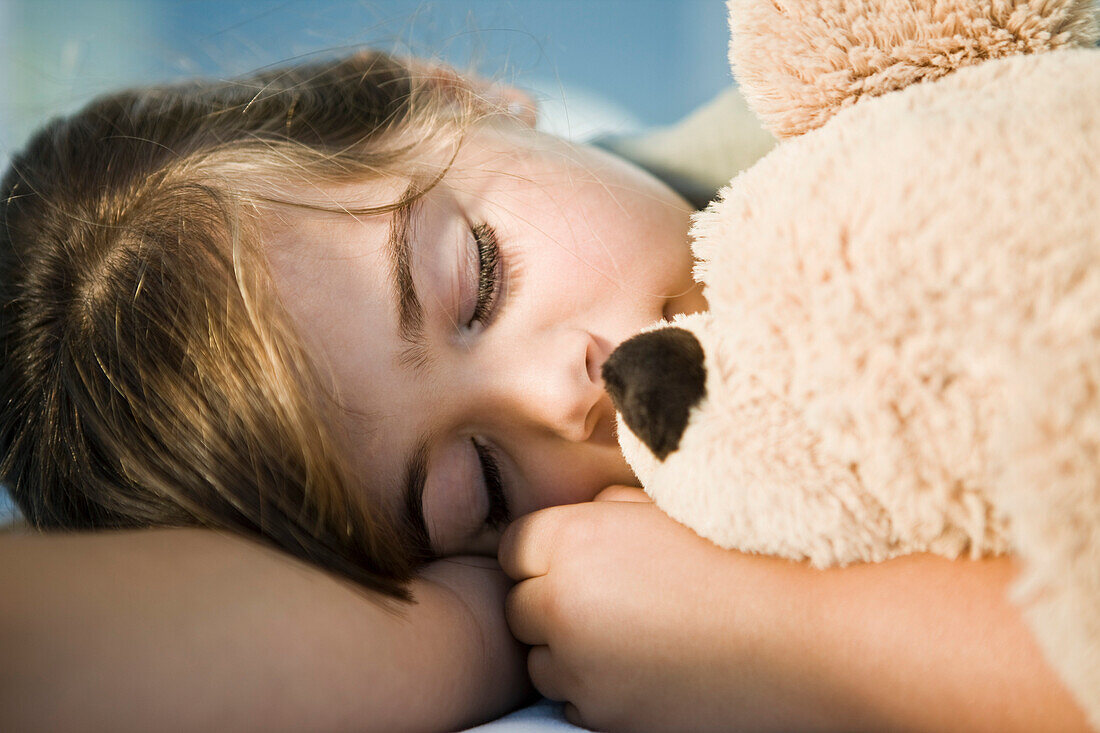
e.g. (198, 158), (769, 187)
(577, 695), (634, 733)
(497, 512), (530, 561)
(540, 589), (599, 658)
(527, 647), (574, 703)
(502, 585), (524, 632)
(503, 583), (522, 620)
(593, 484), (648, 502)
(556, 506), (599, 547)
(525, 648), (551, 691)
(569, 699), (617, 733)
(541, 584), (570, 629)
(499, 505), (559, 558)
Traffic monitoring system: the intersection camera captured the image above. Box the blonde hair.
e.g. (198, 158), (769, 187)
(0, 51), (492, 599)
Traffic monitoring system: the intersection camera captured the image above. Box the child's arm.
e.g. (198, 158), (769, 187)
(0, 529), (530, 732)
(500, 488), (1091, 733)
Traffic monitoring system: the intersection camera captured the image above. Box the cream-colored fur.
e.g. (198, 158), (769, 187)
(614, 0), (1100, 726)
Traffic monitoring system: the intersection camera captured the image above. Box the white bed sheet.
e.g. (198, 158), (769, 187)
(461, 698), (587, 732)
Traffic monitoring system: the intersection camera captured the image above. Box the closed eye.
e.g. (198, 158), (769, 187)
(472, 438), (511, 531)
(468, 222), (501, 327)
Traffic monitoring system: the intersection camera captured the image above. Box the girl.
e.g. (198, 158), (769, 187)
(0, 51), (1090, 732)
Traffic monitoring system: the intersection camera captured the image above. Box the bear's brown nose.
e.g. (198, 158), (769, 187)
(601, 327), (706, 461)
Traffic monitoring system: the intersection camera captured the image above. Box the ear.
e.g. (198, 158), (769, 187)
(489, 84), (538, 128)
(727, 0), (1100, 139)
(471, 80), (538, 128)
(406, 58), (539, 127)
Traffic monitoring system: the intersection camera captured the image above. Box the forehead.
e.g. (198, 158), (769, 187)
(260, 181), (412, 482)
(264, 206), (389, 363)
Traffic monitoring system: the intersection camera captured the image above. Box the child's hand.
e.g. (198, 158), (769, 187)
(498, 487), (813, 732)
(501, 501), (1091, 733)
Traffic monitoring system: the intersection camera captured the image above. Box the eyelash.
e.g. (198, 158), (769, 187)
(467, 222), (501, 327)
(473, 439), (511, 531)
(465, 222), (508, 530)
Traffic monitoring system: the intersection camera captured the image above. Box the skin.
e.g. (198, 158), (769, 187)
(264, 119), (706, 557)
(264, 116), (1091, 731)
(0, 529), (529, 733)
(502, 488), (1092, 732)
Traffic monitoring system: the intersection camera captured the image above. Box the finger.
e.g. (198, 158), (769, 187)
(527, 646), (570, 703)
(563, 702), (588, 730)
(504, 579), (548, 646)
(498, 508), (559, 580)
(593, 485), (652, 503)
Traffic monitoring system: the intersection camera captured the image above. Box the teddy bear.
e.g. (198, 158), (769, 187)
(601, 0), (1100, 726)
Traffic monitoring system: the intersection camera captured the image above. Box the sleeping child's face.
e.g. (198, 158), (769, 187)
(265, 122), (704, 556)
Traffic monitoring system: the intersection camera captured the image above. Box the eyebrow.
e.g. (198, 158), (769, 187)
(387, 187), (434, 558)
(402, 437), (432, 560)
(387, 191), (431, 371)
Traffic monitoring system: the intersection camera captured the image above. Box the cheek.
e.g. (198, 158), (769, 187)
(531, 215), (666, 291)
(526, 476), (600, 513)
(499, 169), (690, 289)
(521, 448), (637, 514)
(571, 197), (691, 283)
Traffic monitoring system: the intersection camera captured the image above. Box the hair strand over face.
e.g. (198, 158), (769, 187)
(0, 50), (497, 599)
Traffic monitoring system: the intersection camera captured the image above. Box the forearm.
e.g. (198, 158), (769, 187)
(777, 554), (1091, 733)
(0, 529), (528, 732)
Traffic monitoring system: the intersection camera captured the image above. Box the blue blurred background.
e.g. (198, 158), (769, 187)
(0, 0), (732, 522)
(0, 0), (733, 163)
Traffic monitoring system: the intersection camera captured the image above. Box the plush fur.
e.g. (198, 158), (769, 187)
(605, 0), (1100, 726)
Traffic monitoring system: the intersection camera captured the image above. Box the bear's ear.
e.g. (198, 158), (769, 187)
(728, 0), (1099, 139)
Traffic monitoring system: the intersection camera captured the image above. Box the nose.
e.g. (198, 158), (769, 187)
(481, 327), (608, 443)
